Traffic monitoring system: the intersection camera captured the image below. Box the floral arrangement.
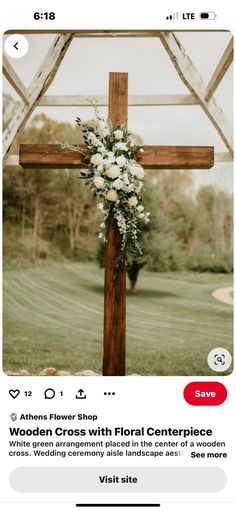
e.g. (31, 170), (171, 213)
(75, 111), (150, 261)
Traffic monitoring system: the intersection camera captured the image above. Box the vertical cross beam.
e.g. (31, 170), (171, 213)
(103, 73), (128, 376)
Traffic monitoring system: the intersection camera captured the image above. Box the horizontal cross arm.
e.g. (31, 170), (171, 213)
(19, 144), (214, 170)
(19, 144), (89, 168)
(137, 145), (214, 169)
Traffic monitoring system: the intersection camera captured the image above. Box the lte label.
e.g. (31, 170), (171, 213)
(183, 13), (195, 19)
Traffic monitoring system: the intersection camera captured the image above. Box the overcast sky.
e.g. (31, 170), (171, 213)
(3, 31), (233, 191)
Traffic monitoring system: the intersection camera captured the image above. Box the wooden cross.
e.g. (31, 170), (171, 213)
(19, 72), (214, 377)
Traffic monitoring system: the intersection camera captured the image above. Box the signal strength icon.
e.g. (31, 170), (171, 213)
(166, 12), (179, 20)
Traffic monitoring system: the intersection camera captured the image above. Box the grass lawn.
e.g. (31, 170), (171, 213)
(3, 262), (233, 376)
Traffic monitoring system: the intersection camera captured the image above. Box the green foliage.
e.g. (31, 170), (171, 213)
(143, 231), (186, 272)
(188, 243), (233, 273)
(138, 175), (233, 275)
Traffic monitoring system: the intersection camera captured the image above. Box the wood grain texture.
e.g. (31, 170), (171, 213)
(160, 32), (233, 157)
(137, 145), (214, 169)
(3, 33), (74, 157)
(19, 144), (89, 168)
(103, 215), (126, 376)
(38, 93), (196, 107)
(103, 72), (128, 376)
(108, 72), (128, 128)
(20, 144), (214, 170)
(3, 55), (30, 104)
(205, 38), (233, 101)
(14, 150), (235, 170)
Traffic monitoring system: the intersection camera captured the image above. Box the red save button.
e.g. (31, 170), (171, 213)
(184, 382), (227, 406)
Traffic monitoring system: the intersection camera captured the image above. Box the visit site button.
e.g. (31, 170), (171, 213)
(184, 382), (227, 406)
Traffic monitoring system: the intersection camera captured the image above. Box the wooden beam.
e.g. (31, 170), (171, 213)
(205, 38), (233, 101)
(19, 144), (214, 170)
(160, 32), (233, 157)
(137, 145), (214, 169)
(16, 149), (234, 167)
(215, 152), (233, 163)
(3, 154), (22, 169)
(3, 55), (30, 104)
(15, 148), (232, 166)
(19, 144), (89, 168)
(103, 73), (128, 377)
(11, 149), (234, 166)
(39, 94), (196, 107)
(3, 33), (74, 157)
(39, 95), (109, 107)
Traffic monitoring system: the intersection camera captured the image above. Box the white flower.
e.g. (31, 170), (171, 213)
(96, 121), (110, 138)
(94, 176), (105, 189)
(97, 203), (104, 210)
(106, 151), (115, 164)
(106, 189), (118, 202)
(98, 232), (104, 239)
(128, 196), (138, 207)
(97, 120), (106, 128)
(116, 155), (127, 167)
(122, 174), (129, 185)
(106, 165), (120, 179)
(113, 178), (124, 190)
(87, 132), (98, 144)
(123, 184), (134, 193)
(136, 167), (145, 179)
(139, 148), (144, 153)
(138, 213), (144, 219)
(91, 153), (104, 166)
(87, 133), (103, 148)
(115, 142), (128, 151)
(97, 164), (104, 172)
(128, 163), (144, 179)
(114, 129), (124, 140)
(97, 144), (107, 156)
(116, 213), (126, 231)
(137, 205), (144, 212)
(100, 222), (105, 229)
(101, 127), (110, 137)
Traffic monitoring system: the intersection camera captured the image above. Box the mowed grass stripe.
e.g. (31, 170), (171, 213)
(3, 263), (233, 375)
(6, 272), (103, 315)
(4, 291), (102, 338)
(6, 276), (225, 340)
(4, 269), (103, 333)
(4, 277), (98, 320)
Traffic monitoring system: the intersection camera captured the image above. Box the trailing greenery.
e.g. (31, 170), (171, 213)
(75, 112), (149, 261)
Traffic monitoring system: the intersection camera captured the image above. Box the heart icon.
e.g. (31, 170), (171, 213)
(9, 389), (20, 399)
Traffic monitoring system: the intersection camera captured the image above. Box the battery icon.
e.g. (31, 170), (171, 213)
(200, 12), (217, 19)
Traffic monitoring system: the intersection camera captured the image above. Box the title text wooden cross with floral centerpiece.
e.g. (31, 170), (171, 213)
(19, 72), (214, 376)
